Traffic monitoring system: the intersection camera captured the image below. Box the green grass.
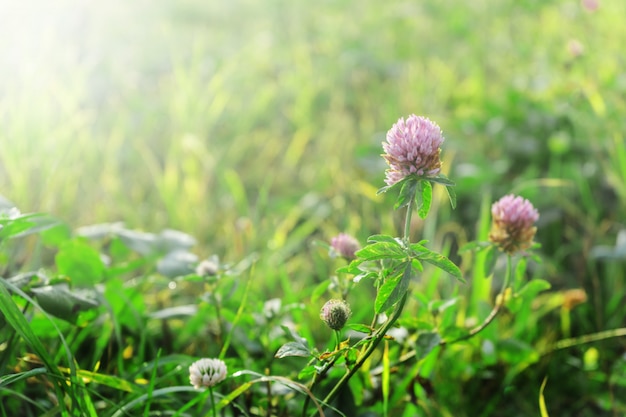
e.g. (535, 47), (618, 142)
(1, 0), (626, 415)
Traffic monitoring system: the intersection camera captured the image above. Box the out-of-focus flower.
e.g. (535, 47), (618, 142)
(196, 256), (219, 276)
(330, 233), (360, 260)
(189, 358), (228, 389)
(567, 39), (584, 58)
(563, 289), (588, 310)
(581, 0), (599, 12)
(382, 115), (444, 186)
(320, 299), (351, 331)
(489, 194), (539, 254)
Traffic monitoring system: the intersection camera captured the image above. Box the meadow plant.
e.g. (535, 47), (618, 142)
(10, 114), (620, 416)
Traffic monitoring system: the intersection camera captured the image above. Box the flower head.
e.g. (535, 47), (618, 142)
(189, 358), (228, 389)
(489, 194), (539, 254)
(330, 233), (360, 260)
(320, 299), (351, 331)
(382, 115), (444, 186)
(196, 256), (219, 276)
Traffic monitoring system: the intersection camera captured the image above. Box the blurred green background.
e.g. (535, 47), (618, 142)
(1, 0), (625, 414)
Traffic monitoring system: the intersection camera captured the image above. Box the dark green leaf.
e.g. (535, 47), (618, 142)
(6, 272), (41, 290)
(375, 262), (412, 313)
(416, 180), (432, 219)
(31, 286), (99, 323)
(415, 331), (441, 360)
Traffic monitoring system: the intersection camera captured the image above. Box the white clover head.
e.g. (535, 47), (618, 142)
(189, 358), (228, 389)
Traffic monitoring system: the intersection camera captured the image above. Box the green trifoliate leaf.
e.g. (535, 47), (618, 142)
(375, 262), (413, 313)
(356, 242), (407, 261)
(410, 243), (463, 282)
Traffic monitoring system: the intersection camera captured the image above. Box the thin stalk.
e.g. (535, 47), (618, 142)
(208, 386), (216, 417)
(542, 327), (626, 355)
(319, 292), (409, 409)
(403, 196), (415, 242)
(314, 184), (417, 413)
(443, 254), (512, 346)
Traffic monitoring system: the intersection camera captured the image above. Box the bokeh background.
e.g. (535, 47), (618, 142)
(1, 0), (625, 414)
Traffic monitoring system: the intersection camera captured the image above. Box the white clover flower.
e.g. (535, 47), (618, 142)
(189, 358), (228, 389)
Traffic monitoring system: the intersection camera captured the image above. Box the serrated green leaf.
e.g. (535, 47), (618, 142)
(416, 180), (432, 219)
(375, 262), (412, 313)
(275, 342), (311, 358)
(413, 246), (463, 282)
(356, 242), (407, 261)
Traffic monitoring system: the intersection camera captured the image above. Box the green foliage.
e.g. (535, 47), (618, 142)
(1, 0), (626, 415)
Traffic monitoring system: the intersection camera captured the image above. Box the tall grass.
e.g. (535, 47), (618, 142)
(1, 0), (626, 415)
